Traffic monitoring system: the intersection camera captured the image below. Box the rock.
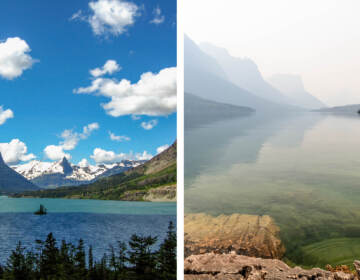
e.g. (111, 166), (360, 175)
(354, 261), (360, 278)
(143, 184), (177, 202)
(184, 213), (285, 259)
(184, 253), (357, 280)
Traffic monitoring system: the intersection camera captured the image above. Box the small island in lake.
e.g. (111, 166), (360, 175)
(34, 204), (47, 215)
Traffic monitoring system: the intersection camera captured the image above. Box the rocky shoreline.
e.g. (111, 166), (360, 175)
(185, 213), (285, 258)
(184, 253), (360, 280)
(184, 213), (360, 279)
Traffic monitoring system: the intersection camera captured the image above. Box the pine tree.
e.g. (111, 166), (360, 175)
(116, 241), (127, 272)
(128, 234), (158, 276)
(157, 221), (177, 279)
(74, 239), (86, 278)
(40, 233), (60, 279)
(5, 242), (31, 280)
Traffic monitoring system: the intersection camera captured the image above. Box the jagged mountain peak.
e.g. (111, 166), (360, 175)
(12, 158), (146, 188)
(60, 157), (73, 175)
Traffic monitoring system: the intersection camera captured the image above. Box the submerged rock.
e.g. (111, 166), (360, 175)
(184, 253), (358, 280)
(184, 213), (285, 259)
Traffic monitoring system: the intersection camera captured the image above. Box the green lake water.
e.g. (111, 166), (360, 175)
(185, 112), (360, 267)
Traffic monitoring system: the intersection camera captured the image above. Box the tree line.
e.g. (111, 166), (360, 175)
(0, 222), (176, 280)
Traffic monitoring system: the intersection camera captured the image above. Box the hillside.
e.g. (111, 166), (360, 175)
(0, 153), (39, 193)
(13, 142), (177, 201)
(313, 104), (360, 115)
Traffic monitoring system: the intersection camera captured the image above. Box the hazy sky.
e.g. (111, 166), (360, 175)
(184, 0), (360, 106)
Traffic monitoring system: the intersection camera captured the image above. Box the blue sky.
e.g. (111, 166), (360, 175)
(0, 0), (176, 165)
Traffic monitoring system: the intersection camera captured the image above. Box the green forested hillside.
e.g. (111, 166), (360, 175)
(14, 142), (176, 200)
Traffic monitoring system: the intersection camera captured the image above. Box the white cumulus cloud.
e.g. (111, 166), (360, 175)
(90, 148), (126, 163)
(44, 123), (99, 161)
(156, 144), (169, 154)
(0, 139), (36, 164)
(71, 0), (139, 37)
(0, 37), (37, 79)
(141, 119), (158, 130)
(90, 147), (152, 163)
(74, 67), (177, 117)
(78, 158), (90, 167)
(90, 60), (121, 77)
(109, 131), (130, 142)
(0, 106), (14, 125)
(135, 150), (153, 160)
(43, 145), (71, 161)
(150, 6), (165, 25)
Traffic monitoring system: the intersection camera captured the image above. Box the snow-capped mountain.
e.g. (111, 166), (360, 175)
(12, 157), (145, 188)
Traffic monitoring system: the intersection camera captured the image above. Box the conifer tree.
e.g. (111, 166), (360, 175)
(157, 221), (177, 279)
(128, 234), (158, 276)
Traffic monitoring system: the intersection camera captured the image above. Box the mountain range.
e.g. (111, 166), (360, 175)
(14, 141), (177, 201)
(185, 34), (325, 112)
(11, 157), (145, 188)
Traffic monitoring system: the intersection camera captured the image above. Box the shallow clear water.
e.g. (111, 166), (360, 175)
(185, 112), (360, 266)
(0, 197), (176, 264)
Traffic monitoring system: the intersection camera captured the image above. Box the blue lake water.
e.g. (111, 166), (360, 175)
(0, 197), (176, 264)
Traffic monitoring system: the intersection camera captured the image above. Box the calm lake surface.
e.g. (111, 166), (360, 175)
(0, 197), (176, 264)
(185, 112), (360, 267)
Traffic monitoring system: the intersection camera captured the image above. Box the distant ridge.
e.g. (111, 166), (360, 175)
(0, 153), (39, 193)
(185, 92), (255, 129)
(313, 104), (360, 115)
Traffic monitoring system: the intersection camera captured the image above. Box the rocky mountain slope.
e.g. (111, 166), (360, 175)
(200, 42), (295, 107)
(184, 253), (360, 280)
(185, 213), (285, 259)
(185, 35), (295, 113)
(12, 157), (144, 188)
(0, 153), (39, 193)
(14, 142), (176, 201)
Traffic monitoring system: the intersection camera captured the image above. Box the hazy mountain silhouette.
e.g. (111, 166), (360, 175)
(268, 74), (326, 109)
(184, 35), (297, 112)
(199, 42), (296, 106)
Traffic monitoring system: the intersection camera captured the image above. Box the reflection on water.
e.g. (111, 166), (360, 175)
(185, 112), (360, 266)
